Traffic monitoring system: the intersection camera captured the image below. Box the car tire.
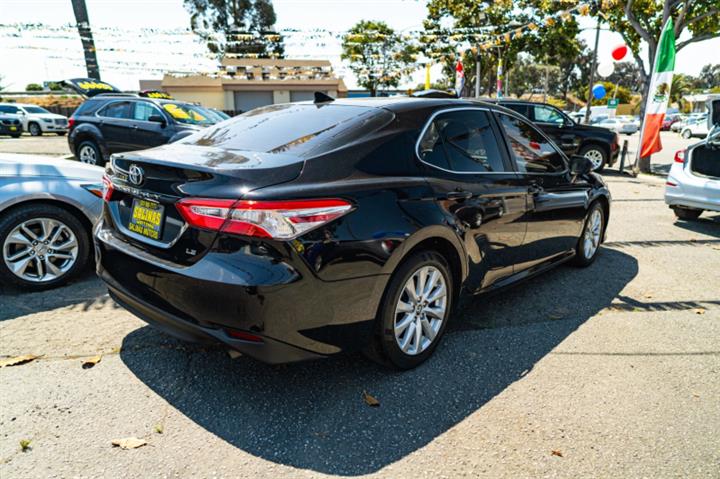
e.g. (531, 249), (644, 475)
(672, 207), (702, 220)
(365, 251), (453, 370)
(579, 145), (607, 172)
(572, 201), (605, 267)
(76, 139), (104, 166)
(0, 204), (90, 291)
(28, 122), (42, 136)
(681, 129), (692, 139)
(56, 132), (67, 136)
(10, 134), (21, 139)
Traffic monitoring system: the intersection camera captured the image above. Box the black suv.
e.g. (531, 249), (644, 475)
(96, 97), (611, 369)
(491, 100), (619, 171)
(68, 94), (220, 166)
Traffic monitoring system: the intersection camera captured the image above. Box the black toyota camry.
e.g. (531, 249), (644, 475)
(95, 96), (610, 369)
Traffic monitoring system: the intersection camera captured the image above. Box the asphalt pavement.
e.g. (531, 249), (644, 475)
(1, 145), (718, 477)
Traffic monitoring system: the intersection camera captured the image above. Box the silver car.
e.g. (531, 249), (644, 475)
(0, 154), (103, 290)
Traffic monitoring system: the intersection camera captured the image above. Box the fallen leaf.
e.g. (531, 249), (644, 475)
(154, 424), (163, 434)
(551, 450), (563, 457)
(111, 437), (147, 450)
(693, 308), (706, 315)
(82, 354), (102, 369)
(362, 391), (380, 407)
(0, 354), (41, 368)
(19, 439), (31, 452)
(227, 349), (242, 359)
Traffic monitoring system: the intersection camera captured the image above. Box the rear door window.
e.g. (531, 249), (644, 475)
(184, 103), (394, 157)
(98, 102), (132, 119)
(418, 109), (506, 173)
(533, 105), (565, 125)
(496, 113), (567, 174)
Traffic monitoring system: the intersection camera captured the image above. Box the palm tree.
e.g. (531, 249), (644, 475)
(670, 74), (690, 107)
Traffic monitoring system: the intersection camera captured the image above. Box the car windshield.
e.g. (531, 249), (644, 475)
(23, 106), (50, 114)
(161, 102), (217, 125)
(182, 103), (394, 157)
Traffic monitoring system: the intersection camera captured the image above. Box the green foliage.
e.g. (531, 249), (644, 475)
(25, 83), (43, 91)
(341, 20), (418, 96)
(583, 81), (632, 106)
(183, 0), (284, 58)
(420, 0), (584, 97)
(47, 82), (64, 91)
(606, 62), (644, 93)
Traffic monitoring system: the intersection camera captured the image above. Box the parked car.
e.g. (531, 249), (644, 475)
(0, 112), (23, 138)
(595, 117), (639, 135)
(0, 103), (69, 136)
(68, 94), (222, 167)
(665, 100), (720, 220)
(491, 100), (619, 171)
(680, 116), (710, 139)
(0, 154), (103, 290)
(95, 97), (610, 369)
(661, 114), (681, 131)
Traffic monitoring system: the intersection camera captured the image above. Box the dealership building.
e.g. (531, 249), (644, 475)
(140, 58), (347, 113)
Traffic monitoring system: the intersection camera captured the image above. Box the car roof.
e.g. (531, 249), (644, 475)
(322, 96), (515, 115)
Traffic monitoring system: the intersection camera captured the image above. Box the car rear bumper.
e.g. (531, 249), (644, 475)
(94, 220), (384, 363)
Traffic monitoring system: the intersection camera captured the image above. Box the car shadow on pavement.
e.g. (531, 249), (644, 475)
(120, 247), (638, 476)
(0, 270), (118, 321)
(672, 213), (720, 238)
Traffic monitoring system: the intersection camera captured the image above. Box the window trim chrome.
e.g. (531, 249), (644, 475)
(415, 106), (513, 175)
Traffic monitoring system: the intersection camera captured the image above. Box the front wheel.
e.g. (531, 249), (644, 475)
(28, 122), (42, 136)
(0, 204), (90, 291)
(579, 145), (607, 172)
(366, 251), (453, 370)
(573, 202), (605, 267)
(76, 139), (104, 166)
(681, 129), (692, 139)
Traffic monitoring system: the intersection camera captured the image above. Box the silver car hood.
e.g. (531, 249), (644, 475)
(0, 154), (103, 181)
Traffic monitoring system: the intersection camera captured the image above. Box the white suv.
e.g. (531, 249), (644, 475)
(0, 103), (69, 136)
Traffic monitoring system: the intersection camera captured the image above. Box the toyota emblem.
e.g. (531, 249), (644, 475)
(128, 164), (144, 186)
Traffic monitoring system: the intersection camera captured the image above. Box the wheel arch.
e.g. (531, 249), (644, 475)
(1, 198), (95, 244)
(579, 139), (610, 159)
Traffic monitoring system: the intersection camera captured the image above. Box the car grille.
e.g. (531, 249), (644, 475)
(54, 118), (68, 126)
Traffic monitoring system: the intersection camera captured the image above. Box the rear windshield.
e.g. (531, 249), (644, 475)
(182, 103), (394, 157)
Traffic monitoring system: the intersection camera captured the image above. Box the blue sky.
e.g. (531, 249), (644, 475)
(0, 0), (717, 91)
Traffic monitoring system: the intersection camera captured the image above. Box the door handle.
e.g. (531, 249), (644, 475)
(446, 190), (473, 200)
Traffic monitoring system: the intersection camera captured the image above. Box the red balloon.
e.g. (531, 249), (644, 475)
(612, 45), (628, 61)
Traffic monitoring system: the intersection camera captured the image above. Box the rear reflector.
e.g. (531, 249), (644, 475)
(674, 150), (685, 163)
(225, 329), (264, 343)
(666, 181), (677, 187)
(101, 174), (114, 202)
(176, 198), (353, 239)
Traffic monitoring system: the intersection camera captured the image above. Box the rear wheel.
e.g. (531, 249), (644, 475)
(28, 122), (42, 136)
(77, 140), (104, 166)
(573, 202), (605, 267)
(673, 207), (702, 220)
(366, 251), (453, 369)
(0, 204), (90, 291)
(681, 129), (692, 139)
(579, 145), (607, 172)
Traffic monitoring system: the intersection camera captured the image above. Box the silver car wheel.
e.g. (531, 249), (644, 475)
(394, 265), (447, 356)
(78, 145), (97, 165)
(2, 217), (79, 283)
(583, 148), (604, 170)
(583, 209), (603, 259)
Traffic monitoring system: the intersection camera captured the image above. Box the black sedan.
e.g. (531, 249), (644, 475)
(95, 97), (610, 369)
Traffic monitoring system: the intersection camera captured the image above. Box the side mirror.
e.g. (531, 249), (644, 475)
(148, 115), (166, 126)
(570, 155), (593, 176)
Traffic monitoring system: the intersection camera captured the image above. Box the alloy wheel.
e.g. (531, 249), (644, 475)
(583, 208), (603, 259)
(583, 148), (604, 170)
(2, 217), (79, 283)
(78, 145), (97, 165)
(393, 265), (447, 355)
(29, 123), (41, 136)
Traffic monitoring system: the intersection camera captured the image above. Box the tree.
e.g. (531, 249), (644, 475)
(583, 81), (632, 105)
(670, 74), (690, 105)
(697, 63), (720, 89)
(341, 20), (418, 97)
(597, 0), (720, 171)
(606, 61), (644, 93)
(184, 0), (284, 58)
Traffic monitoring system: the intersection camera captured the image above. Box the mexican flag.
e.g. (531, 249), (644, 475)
(455, 60), (465, 97)
(639, 18), (676, 158)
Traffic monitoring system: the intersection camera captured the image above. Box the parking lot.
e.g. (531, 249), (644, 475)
(1, 136), (719, 477)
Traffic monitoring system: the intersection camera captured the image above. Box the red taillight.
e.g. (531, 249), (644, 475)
(176, 198), (353, 239)
(666, 181), (678, 187)
(102, 174), (114, 202)
(68, 117), (76, 129)
(674, 150), (685, 163)
(225, 329), (263, 343)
